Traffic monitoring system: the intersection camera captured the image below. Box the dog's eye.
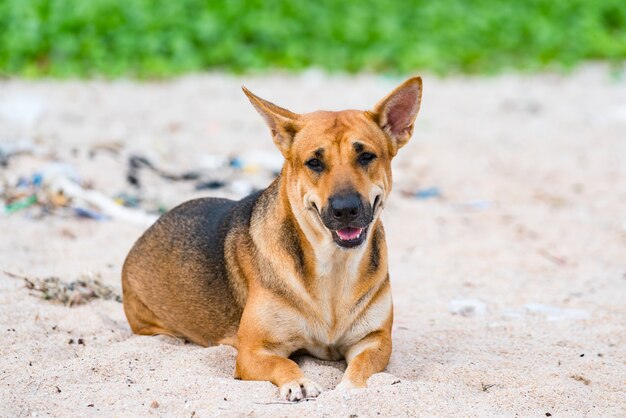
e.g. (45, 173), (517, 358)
(305, 158), (324, 172)
(358, 152), (377, 166)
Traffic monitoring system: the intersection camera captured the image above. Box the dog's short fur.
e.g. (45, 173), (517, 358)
(122, 77), (423, 401)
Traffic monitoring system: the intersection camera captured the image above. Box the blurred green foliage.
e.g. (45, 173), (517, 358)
(0, 0), (625, 77)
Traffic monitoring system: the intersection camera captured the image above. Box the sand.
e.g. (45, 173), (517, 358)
(1, 66), (625, 417)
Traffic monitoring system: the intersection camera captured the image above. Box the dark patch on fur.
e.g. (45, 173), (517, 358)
(284, 123), (298, 138)
(256, 266), (309, 314)
(244, 179), (312, 312)
(353, 287), (374, 313)
(262, 338), (285, 351)
(367, 110), (380, 125)
(280, 216), (306, 277)
(353, 242), (385, 314)
(350, 274), (390, 327)
(353, 141), (364, 153)
(369, 227), (381, 274)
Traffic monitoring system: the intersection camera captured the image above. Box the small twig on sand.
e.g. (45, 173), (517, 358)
(570, 374), (591, 385)
(481, 383), (496, 392)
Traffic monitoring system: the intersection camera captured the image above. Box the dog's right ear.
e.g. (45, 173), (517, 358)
(242, 87), (301, 156)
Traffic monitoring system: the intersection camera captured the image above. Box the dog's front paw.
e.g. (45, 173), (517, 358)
(280, 378), (323, 402)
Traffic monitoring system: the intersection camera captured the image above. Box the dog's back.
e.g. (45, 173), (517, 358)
(122, 191), (262, 346)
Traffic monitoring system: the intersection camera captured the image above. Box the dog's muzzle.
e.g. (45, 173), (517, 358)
(319, 193), (373, 248)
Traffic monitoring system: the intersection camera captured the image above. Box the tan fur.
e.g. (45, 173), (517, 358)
(122, 77), (423, 401)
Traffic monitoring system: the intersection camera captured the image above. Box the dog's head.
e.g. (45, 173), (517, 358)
(243, 77), (422, 249)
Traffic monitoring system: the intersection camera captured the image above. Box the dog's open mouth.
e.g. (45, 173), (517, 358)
(332, 226), (367, 248)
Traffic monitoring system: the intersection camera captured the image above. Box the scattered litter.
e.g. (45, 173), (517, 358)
(114, 193), (166, 215)
(448, 298), (487, 317)
(114, 193), (141, 208)
(3, 271), (122, 307)
(3, 194), (37, 213)
(2, 145), (282, 223)
(195, 180), (226, 191)
(524, 303), (590, 321)
(124, 150), (279, 198)
(48, 175), (157, 226)
(570, 374), (591, 385)
(402, 187), (442, 200)
(1, 172), (45, 215)
(74, 207), (109, 221)
(1, 163), (157, 225)
(127, 155), (200, 188)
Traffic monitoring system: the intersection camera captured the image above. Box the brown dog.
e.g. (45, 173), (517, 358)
(122, 77), (422, 401)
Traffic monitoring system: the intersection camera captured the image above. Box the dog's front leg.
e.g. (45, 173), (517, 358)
(235, 345), (323, 401)
(337, 327), (392, 390)
(234, 298), (322, 401)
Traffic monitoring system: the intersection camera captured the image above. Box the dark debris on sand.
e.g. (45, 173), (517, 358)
(4, 271), (122, 306)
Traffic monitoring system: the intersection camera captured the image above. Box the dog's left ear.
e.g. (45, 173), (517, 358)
(371, 77), (422, 156)
(242, 87), (301, 157)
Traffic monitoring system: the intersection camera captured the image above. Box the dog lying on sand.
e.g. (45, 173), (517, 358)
(122, 77), (423, 401)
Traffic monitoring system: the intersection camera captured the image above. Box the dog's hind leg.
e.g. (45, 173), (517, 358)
(122, 283), (180, 339)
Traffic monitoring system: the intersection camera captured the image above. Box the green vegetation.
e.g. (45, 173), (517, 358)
(1, 0), (625, 77)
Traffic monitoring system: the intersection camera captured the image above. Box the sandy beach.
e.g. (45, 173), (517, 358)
(1, 66), (625, 417)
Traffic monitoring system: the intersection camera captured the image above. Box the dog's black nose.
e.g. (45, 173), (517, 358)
(329, 194), (362, 222)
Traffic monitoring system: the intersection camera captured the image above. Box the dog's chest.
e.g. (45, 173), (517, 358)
(298, 245), (373, 358)
(301, 278), (390, 361)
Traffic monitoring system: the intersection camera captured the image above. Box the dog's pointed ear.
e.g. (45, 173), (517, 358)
(242, 86), (301, 156)
(371, 77), (422, 156)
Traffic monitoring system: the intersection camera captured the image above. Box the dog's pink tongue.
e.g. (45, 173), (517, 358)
(336, 227), (363, 241)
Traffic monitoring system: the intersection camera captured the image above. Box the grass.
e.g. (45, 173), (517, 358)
(0, 0), (625, 78)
